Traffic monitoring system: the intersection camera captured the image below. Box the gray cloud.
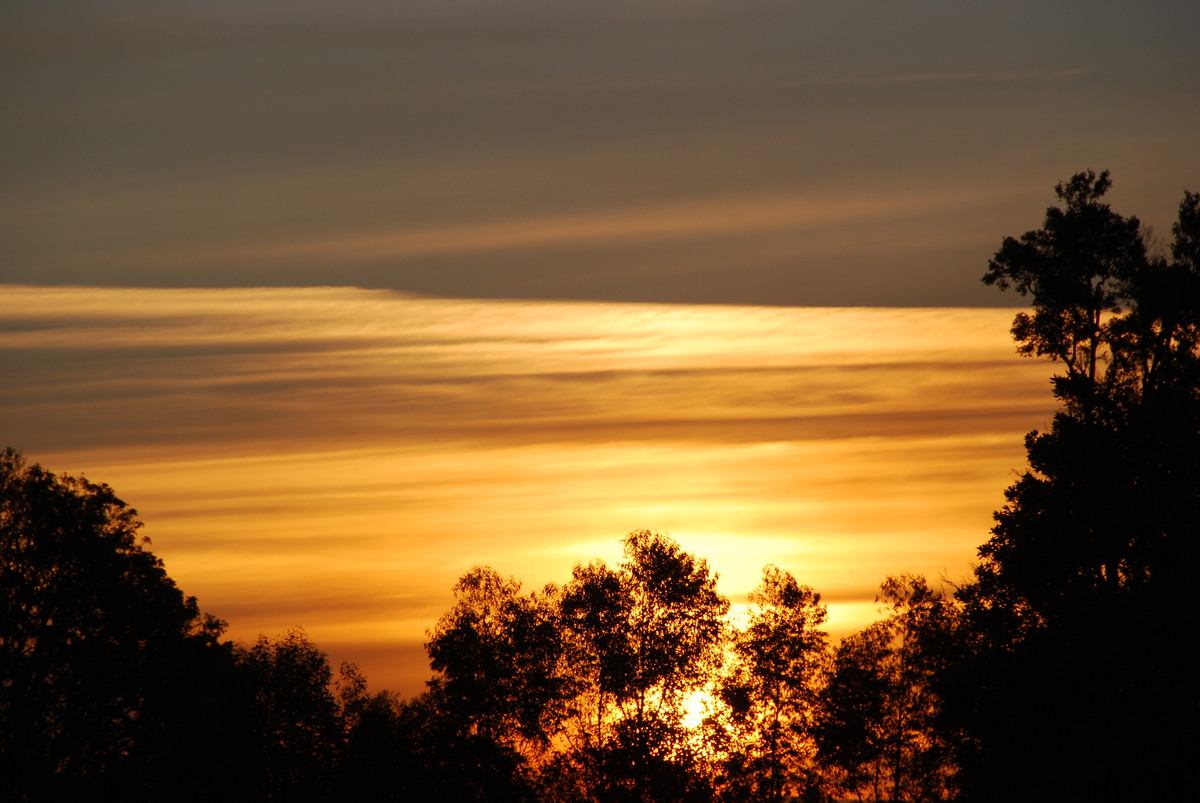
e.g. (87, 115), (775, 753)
(3, 1), (1196, 305)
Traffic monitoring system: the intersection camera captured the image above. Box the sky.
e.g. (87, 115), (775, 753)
(3, 0), (1198, 305)
(2, 2), (1198, 694)
(3, 288), (1053, 695)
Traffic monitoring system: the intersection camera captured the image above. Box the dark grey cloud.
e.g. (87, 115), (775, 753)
(3, 1), (1197, 304)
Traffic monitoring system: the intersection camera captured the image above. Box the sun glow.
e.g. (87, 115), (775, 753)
(1, 286), (1051, 695)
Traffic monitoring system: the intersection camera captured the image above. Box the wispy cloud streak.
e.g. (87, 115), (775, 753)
(808, 66), (1091, 86)
(177, 187), (1017, 266)
(1, 286), (1053, 694)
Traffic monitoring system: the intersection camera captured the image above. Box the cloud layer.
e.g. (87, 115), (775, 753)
(3, 1), (1197, 305)
(2, 286), (1055, 694)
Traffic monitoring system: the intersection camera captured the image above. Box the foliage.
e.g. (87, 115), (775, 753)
(428, 567), (572, 748)
(0, 449), (955, 802)
(233, 628), (342, 801)
(978, 172), (1200, 611)
(983, 171), (1146, 401)
(333, 661), (410, 800)
(558, 530), (730, 801)
(818, 575), (959, 802)
(8, 176), (1196, 799)
(716, 565), (829, 802)
(961, 172), (1200, 799)
(415, 567), (572, 799)
(0, 448), (238, 801)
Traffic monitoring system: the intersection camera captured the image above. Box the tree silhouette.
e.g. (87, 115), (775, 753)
(959, 172), (1200, 799)
(333, 661), (410, 800)
(0, 448), (243, 801)
(557, 530), (729, 801)
(8, 182), (1196, 803)
(979, 170), (1200, 603)
(715, 565), (828, 802)
(428, 568), (572, 750)
(416, 567), (571, 800)
(817, 575), (958, 802)
(233, 628), (342, 801)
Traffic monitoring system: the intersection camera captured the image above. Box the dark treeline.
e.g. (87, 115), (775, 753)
(2, 172), (1197, 801)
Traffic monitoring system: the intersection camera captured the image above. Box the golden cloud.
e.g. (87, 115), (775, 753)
(1, 286), (1052, 694)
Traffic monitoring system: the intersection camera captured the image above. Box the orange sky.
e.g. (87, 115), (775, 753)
(1, 286), (1053, 695)
(3, 2), (1195, 700)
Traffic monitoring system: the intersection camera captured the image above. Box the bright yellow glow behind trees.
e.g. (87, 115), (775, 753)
(0, 286), (1052, 695)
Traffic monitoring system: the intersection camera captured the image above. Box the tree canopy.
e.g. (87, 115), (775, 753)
(960, 171), (1200, 800)
(2, 169), (1196, 801)
(0, 448), (236, 801)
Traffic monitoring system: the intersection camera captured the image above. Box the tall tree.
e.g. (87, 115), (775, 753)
(418, 567), (571, 800)
(334, 661), (409, 801)
(0, 448), (244, 801)
(558, 530), (729, 802)
(817, 575), (958, 803)
(979, 170), (1200, 606)
(716, 565), (828, 802)
(234, 628), (342, 801)
(428, 568), (571, 750)
(960, 173), (1200, 799)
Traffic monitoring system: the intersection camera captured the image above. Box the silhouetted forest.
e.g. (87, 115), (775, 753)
(3, 172), (1197, 801)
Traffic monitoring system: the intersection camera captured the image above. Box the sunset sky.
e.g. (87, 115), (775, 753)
(2, 1), (1198, 694)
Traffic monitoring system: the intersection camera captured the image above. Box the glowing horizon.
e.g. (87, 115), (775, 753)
(1, 285), (1055, 695)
